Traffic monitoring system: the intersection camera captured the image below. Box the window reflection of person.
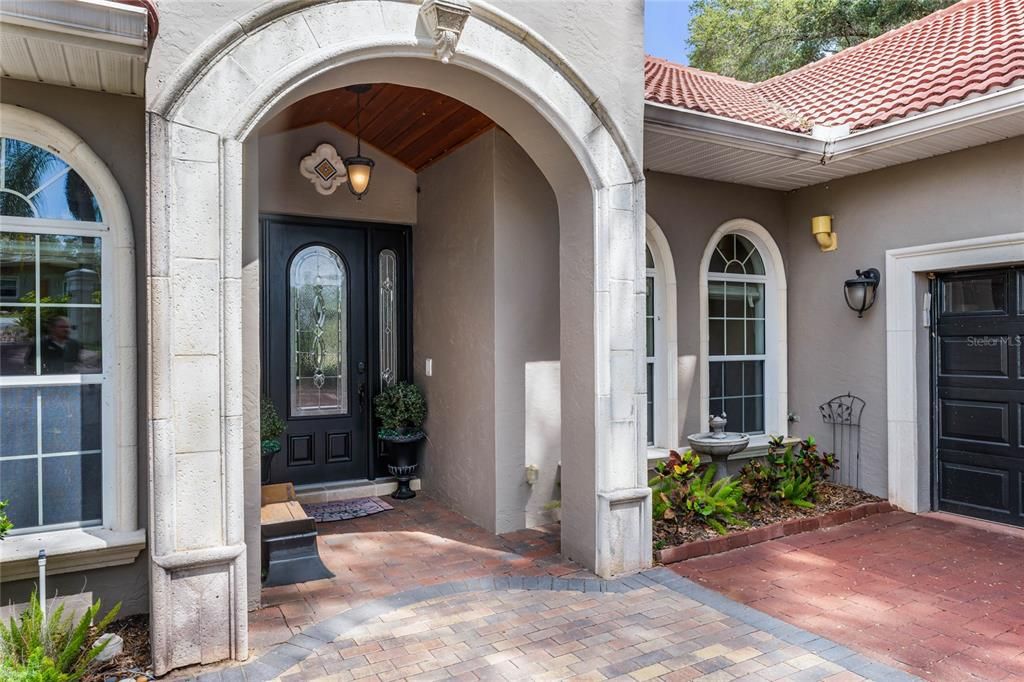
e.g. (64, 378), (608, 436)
(26, 316), (81, 374)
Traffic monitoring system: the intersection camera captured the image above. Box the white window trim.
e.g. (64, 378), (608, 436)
(699, 219), (788, 440)
(0, 104), (142, 579)
(885, 232), (1024, 513)
(645, 215), (679, 451)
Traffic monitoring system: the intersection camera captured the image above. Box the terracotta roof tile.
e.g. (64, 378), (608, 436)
(645, 0), (1024, 132)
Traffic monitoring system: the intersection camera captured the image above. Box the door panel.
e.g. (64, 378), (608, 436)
(934, 266), (1024, 526)
(263, 216), (369, 485)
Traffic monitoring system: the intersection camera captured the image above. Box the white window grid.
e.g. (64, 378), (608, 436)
(708, 270), (767, 434)
(0, 217), (112, 534)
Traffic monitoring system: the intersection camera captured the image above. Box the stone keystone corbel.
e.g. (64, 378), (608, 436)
(419, 0), (471, 64)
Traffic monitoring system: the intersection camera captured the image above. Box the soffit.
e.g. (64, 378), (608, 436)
(645, 103), (1024, 191)
(270, 83), (496, 172)
(0, 0), (149, 97)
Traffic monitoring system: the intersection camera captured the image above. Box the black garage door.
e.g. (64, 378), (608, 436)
(934, 266), (1024, 526)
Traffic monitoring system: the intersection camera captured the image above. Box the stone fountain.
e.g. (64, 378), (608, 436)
(687, 414), (750, 482)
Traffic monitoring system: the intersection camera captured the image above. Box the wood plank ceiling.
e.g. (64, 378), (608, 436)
(274, 83), (496, 171)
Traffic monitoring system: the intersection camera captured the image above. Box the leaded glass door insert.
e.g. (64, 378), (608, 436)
(289, 245), (348, 417)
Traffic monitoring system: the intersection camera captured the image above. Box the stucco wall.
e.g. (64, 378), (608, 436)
(492, 131), (560, 532)
(258, 122), (417, 224)
(145, 0), (644, 164)
(0, 79), (149, 616)
(785, 136), (1024, 499)
(414, 132), (497, 529)
(644, 171), (789, 441)
(414, 129), (561, 532)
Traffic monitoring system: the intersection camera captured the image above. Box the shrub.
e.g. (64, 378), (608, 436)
(739, 436), (838, 509)
(260, 397), (286, 443)
(685, 466), (747, 534)
(649, 450), (746, 535)
(374, 382), (427, 436)
(0, 592), (120, 682)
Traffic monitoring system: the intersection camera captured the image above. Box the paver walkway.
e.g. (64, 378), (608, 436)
(250, 495), (586, 650)
(672, 511), (1024, 681)
(174, 494), (917, 681)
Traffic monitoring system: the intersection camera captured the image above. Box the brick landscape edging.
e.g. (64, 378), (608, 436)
(656, 501), (899, 565)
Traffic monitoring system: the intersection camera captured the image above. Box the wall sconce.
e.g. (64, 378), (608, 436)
(844, 268), (880, 317)
(811, 215), (837, 252)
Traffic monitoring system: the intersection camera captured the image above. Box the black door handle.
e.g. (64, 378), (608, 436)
(358, 382), (366, 411)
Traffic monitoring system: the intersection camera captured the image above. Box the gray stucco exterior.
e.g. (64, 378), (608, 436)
(645, 136), (1024, 500)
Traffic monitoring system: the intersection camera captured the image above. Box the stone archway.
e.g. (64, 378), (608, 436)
(146, 0), (649, 673)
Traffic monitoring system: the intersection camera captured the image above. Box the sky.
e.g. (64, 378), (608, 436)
(644, 0), (693, 64)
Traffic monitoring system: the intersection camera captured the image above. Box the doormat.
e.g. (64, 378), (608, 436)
(302, 497), (393, 523)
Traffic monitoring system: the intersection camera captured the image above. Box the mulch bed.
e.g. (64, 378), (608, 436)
(84, 614), (152, 682)
(655, 483), (890, 565)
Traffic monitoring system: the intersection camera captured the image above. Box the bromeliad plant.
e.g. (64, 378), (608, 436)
(650, 450), (746, 535)
(0, 592), (120, 682)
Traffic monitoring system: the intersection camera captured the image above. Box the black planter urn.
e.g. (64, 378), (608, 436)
(380, 430), (425, 499)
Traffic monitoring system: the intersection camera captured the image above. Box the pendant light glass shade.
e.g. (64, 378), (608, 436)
(344, 155), (374, 197)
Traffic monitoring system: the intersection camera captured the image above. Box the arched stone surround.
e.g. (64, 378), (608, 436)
(146, 1), (649, 673)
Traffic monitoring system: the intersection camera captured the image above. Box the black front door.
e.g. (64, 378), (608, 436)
(263, 216), (369, 485)
(934, 266), (1024, 526)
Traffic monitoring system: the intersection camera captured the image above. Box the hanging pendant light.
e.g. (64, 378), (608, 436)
(344, 84), (375, 199)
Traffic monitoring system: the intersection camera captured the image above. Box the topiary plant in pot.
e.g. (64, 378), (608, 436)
(261, 397), (286, 485)
(375, 382), (426, 499)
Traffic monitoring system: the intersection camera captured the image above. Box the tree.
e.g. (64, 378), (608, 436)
(688, 0), (957, 82)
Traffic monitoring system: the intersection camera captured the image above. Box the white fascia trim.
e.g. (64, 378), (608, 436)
(644, 102), (822, 160)
(645, 83), (1024, 166)
(0, 528), (146, 582)
(835, 83), (1024, 157)
(0, 0), (148, 51)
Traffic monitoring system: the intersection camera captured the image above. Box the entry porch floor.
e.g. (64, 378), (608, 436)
(174, 494), (917, 681)
(672, 511), (1024, 681)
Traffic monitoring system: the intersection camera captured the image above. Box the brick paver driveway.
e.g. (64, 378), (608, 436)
(175, 495), (917, 681)
(672, 511), (1024, 681)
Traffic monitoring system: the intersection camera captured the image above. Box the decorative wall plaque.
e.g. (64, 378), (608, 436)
(299, 143), (348, 195)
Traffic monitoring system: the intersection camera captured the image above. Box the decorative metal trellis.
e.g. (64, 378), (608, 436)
(819, 393), (865, 488)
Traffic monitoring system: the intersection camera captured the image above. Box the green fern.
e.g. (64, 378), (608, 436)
(778, 475), (815, 508)
(686, 466), (748, 534)
(0, 591), (120, 682)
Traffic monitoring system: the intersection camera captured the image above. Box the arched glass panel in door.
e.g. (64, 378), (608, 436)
(289, 245), (348, 416)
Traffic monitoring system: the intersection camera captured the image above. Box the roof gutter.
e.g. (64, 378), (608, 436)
(645, 82), (1024, 166)
(0, 0), (150, 53)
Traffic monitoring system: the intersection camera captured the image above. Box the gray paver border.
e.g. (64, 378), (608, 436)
(188, 568), (921, 682)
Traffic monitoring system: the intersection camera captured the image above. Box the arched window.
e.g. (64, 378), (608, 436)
(645, 215), (678, 450)
(700, 220), (787, 440)
(0, 105), (138, 560)
(645, 246), (655, 445)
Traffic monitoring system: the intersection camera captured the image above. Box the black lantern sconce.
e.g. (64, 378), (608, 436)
(844, 268), (880, 318)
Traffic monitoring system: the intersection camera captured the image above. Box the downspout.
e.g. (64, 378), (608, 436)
(810, 123), (850, 165)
